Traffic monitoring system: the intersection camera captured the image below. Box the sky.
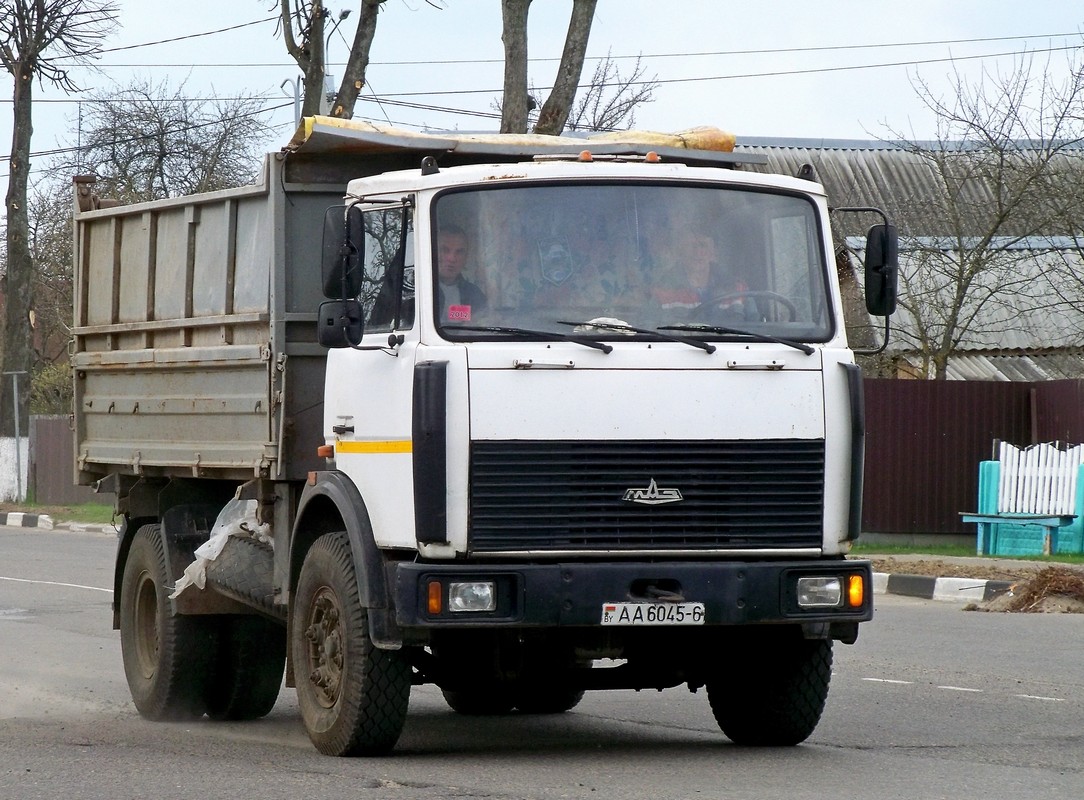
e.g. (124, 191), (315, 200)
(2, 0), (1084, 215)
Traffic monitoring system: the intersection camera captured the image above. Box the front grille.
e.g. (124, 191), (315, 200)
(469, 439), (825, 552)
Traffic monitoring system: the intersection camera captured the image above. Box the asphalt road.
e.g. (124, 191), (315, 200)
(2, 525), (1083, 800)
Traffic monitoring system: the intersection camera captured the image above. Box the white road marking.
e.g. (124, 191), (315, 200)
(0, 575), (110, 593)
(862, 677), (1066, 703)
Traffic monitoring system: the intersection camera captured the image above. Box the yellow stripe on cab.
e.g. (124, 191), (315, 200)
(336, 440), (413, 454)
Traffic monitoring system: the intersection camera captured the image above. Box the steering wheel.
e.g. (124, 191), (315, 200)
(691, 290), (798, 322)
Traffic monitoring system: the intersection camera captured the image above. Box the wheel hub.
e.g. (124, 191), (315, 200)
(133, 570), (160, 679)
(303, 589), (344, 708)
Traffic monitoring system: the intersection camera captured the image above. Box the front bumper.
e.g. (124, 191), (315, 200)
(393, 558), (872, 629)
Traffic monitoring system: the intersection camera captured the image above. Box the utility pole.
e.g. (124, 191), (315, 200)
(3, 370), (28, 501)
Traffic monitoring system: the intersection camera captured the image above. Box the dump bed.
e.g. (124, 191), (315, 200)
(71, 154), (341, 483)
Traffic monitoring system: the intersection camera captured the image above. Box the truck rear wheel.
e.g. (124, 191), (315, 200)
(707, 636), (832, 746)
(292, 532), (410, 756)
(205, 616), (285, 721)
(119, 524), (217, 720)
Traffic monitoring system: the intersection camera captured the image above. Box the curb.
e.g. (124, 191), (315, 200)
(873, 571), (1014, 604)
(0, 512), (115, 535)
(0, 511), (55, 530)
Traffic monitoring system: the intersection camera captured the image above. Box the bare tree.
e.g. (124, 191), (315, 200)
(329, 0), (384, 119)
(22, 183), (72, 414)
(1, 0), (118, 439)
(14, 80), (277, 415)
(565, 52), (657, 132)
(275, 0), (385, 121)
(499, 0), (598, 135)
(884, 54), (1084, 379)
(52, 78), (276, 201)
(499, 0), (531, 133)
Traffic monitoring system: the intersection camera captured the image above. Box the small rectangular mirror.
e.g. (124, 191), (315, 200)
(317, 299), (364, 348)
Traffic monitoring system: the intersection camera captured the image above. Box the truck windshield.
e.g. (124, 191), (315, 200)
(432, 182), (832, 342)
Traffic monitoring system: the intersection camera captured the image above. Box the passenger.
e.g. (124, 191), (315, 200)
(650, 232), (751, 317)
(436, 224), (487, 324)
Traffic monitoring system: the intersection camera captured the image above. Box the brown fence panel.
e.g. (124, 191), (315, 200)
(1033, 380), (1084, 443)
(862, 379), (1032, 535)
(29, 415), (100, 506)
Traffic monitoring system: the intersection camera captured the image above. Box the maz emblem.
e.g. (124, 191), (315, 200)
(622, 478), (684, 505)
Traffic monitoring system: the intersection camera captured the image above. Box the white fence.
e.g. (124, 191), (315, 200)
(996, 441), (1084, 515)
(0, 437), (29, 502)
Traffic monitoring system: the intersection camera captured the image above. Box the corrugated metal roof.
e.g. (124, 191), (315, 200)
(735, 139), (1076, 239)
(900, 351), (1084, 381)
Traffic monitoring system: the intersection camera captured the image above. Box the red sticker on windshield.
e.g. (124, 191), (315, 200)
(447, 304), (472, 322)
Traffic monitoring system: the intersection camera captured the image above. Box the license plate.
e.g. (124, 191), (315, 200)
(600, 602), (706, 626)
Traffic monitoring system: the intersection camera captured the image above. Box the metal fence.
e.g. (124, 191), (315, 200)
(29, 415), (99, 506)
(862, 378), (1084, 535)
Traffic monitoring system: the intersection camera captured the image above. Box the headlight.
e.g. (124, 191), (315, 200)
(797, 576), (842, 608)
(448, 581), (497, 613)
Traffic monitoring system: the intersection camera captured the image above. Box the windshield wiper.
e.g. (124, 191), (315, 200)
(557, 319), (716, 354)
(446, 325), (613, 353)
(659, 324), (815, 355)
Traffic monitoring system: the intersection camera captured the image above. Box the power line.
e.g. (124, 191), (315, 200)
(370, 41), (1084, 97)
(0, 101), (294, 167)
(97, 16), (278, 54)
(59, 30), (1084, 69)
(11, 39), (1083, 110)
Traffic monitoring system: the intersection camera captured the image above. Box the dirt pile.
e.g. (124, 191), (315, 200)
(970, 567), (1084, 613)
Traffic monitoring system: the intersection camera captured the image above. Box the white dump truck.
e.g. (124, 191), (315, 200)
(72, 118), (897, 756)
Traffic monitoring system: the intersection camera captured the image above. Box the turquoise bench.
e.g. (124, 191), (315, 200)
(962, 459), (1084, 556)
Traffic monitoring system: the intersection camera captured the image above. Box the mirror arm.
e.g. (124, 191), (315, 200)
(852, 314), (892, 357)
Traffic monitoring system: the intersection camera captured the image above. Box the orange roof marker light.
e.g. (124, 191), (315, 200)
(578, 150), (593, 162)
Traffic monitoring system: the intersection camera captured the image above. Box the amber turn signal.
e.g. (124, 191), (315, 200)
(847, 574), (865, 607)
(428, 580), (443, 614)
(316, 444), (334, 458)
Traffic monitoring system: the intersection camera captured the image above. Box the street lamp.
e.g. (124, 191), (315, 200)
(323, 9), (353, 114)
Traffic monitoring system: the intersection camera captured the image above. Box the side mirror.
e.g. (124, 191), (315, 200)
(317, 299), (364, 348)
(863, 223), (898, 316)
(321, 204), (364, 298)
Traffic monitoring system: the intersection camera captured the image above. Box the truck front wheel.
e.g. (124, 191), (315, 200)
(119, 524), (217, 720)
(292, 532), (410, 756)
(706, 635), (832, 746)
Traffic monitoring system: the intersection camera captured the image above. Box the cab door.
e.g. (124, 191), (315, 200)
(324, 202), (420, 549)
